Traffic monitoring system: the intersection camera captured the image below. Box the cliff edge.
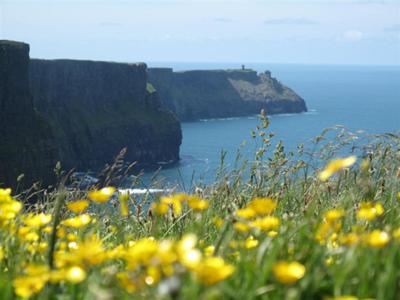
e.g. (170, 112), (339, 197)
(148, 68), (307, 121)
(0, 41), (56, 186)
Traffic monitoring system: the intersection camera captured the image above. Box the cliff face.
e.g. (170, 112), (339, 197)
(29, 59), (182, 172)
(0, 41), (56, 186)
(148, 68), (307, 121)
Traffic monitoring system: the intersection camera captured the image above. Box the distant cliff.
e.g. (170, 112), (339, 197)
(0, 41), (56, 186)
(0, 40), (182, 187)
(29, 59), (182, 173)
(148, 68), (307, 121)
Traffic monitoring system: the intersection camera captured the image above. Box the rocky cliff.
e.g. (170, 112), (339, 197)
(29, 59), (182, 173)
(0, 41), (56, 186)
(148, 68), (307, 121)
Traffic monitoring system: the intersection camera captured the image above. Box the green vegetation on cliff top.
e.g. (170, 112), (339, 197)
(0, 114), (399, 300)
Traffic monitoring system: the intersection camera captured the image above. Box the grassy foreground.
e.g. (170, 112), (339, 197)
(0, 116), (400, 300)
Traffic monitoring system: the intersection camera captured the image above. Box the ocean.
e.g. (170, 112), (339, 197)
(134, 63), (400, 191)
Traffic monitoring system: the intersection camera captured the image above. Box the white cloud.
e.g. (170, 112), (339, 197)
(343, 30), (363, 41)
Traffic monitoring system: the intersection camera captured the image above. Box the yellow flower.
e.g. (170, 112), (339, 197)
(56, 236), (107, 267)
(14, 276), (47, 298)
(187, 195), (209, 211)
(0, 188), (12, 202)
(340, 232), (360, 246)
(57, 227), (66, 238)
(177, 234), (202, 269)
(324, 209), (345, 223)
(23, 213), (52, 228)
(180, 248), (202, 270)
(392, 228), (400, 240)
(152, 201), (169, 215)
(234, 222), (250, 232)
(67, 200), (89, 214)
(268, 230), (278, 238)
(0, 199), (22, 221)
(13, 265), (50, 298)
(318, 156), (357, 181)
(360, 159), (369, 171)
(43, 226), (53, 234)
(119, 191), (130, 217)
(27, 242), (48, 254)
(162, 195), (183, 215)
(49, 269), (67, 284)
(213, 217), (224, 228)
(152, 195), (184, 216)
(0, 246), (4, 261)
(325, 256), (334, 266)
(204, 245), (215, 256)
(157, 240), (177, 266)
(316, 221), (342, 244)
(65, 266), (86, 283)
(107, 244), (126, 260)
(124, 238), (159, 270)
(235, 208), (256, 219)
(357, 202), (384, 221)
(18, 227), (40, 242)
(194, 257), (234, 285)
(366, 230), (390, 248)
(324, 296), (359, 300)
(250, 216), (280, 231)
(62, 214), (91, 228)
(247, 197), (277, 215)
(244, 236), (259, 249)
(273, 261), (305, 284)
(117, 272), (139, 293)
(145, 266), (161, 286)
(88, 187), (116, 203)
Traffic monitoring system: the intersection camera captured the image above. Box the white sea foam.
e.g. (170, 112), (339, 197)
(119, 188), (172, 195)
(200, 116), (241, 122)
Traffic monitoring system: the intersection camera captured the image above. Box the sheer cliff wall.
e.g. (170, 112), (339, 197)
(29, 59), (182, 172)
(0, 41), (56, 186)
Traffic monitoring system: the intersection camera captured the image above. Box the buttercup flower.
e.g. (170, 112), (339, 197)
(187, 195), (209, 211)
(249, 216), (280, 231)
(67, 200), (89, 214)
(319, 156), (357, 181)
(366, 230), (390, 248)
(247, 197), (277, 215)
(194, 257), (234, 285)
(119, 191), (130, 217)
(65, 266), (87, 283)
(324, 209), (345, 223)
(273, 261), (305, 284)
(244, 236), (259, 249)
(88, 187), (116, 203)
(62, 214), (91, 228)
(23, 213), (52, 228)
(357, 202), (384, 221)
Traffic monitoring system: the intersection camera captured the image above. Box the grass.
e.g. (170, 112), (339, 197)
(0, 113), (399, 299)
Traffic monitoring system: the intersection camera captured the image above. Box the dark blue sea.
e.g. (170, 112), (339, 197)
(134, 63), (400, 191)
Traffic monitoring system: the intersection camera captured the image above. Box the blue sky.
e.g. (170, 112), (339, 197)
(1, 0), (399, 65)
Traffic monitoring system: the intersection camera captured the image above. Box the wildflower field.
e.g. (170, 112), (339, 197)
(1, 117), (400, 300)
